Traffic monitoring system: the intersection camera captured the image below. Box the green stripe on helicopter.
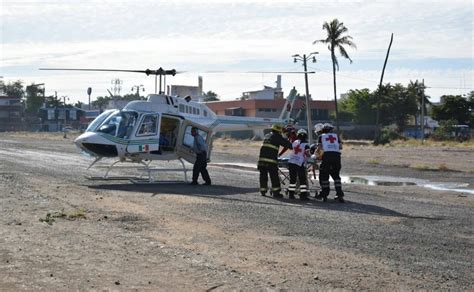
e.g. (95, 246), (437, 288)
(97, 133), (159, 145)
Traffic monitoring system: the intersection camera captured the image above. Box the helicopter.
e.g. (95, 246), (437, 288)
(40, 67), (289, 182)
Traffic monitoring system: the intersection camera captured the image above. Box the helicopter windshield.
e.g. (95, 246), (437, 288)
(86, 109), (117, 132)
(96, 110), (138, 139)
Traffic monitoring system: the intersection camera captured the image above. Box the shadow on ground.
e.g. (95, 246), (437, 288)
(86, 182), (442, 220)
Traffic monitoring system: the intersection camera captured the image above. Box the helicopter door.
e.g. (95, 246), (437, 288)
(126, 113), (160, 153)
(176, 121), (211, 164)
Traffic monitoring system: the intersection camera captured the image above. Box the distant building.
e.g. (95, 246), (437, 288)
(206, 98), (334, 122)
(242, 75), (284, 100)
(168, 76), (203, 100)
(0, 95), (24, 131)
(39, 106), (85, 131)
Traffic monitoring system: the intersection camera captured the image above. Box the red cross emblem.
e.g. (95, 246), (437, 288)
(294, 144), (302, 154)
(325, 135), (337, 143)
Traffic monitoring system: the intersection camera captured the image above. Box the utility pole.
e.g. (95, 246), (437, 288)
(292, 52), (318, 144)
(421, 79), (425, 144)
(87, 87), (92, 110)
(61, 95), (68, 128)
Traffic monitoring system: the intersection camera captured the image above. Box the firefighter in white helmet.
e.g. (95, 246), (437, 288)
(315, 123), (345, 202)
(287, 128), (310, 200)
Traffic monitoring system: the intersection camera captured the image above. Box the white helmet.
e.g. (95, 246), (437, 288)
(314, 123), (324, 134)
(323, 123), (334, 131)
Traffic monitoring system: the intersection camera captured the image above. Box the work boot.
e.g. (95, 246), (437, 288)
(288, 191), (296, 199)
(335, 192), (345, 203)
(202, 181), (211, 185)
(300, 194), (310, 201)
(260, 191), (267, 197)
(314, 192), (322, 200)
(272, 192), (283, 198)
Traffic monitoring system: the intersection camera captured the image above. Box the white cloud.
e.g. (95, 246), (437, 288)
(1, 0), (472, 104)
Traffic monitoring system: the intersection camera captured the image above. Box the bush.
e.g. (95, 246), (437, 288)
(431, 119), (457, 141)
(378, 126), (403, 145)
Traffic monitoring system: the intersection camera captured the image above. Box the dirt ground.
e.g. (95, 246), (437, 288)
(0, 132), (473, 291)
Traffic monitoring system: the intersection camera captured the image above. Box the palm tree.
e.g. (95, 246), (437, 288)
(313, 19), (356, 134)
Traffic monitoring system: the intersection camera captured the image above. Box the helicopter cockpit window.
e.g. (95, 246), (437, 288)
(96, 110), (138, 139)
(86, 109), (117, 132)
(182, 125), (208, 149)
(137, 114), (158, 136)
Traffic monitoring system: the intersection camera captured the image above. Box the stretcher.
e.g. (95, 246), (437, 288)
(277, 157), (320, 194)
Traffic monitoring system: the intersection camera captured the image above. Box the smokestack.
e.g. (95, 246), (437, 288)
(276, 75), (282, 89)
(198, 76), (203, 95)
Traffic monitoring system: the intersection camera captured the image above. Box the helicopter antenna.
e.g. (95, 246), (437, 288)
(39, 67), (181, 94)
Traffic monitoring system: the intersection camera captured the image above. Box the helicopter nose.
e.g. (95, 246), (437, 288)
(74, 132), (118, 157)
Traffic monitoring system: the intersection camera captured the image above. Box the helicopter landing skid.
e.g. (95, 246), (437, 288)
(85, 159), (152, 181)
(130, 158), (190, 184)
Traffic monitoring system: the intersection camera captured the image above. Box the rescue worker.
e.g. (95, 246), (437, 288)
(287, 129), (310, 200)
(258, 124), (292, 198)
(278, 124), (297, 156)
(316, 123), (344, 202)
(309, 123), (324, 159)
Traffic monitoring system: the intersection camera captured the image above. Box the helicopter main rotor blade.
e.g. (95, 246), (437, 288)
(246, 71), (316, 74)
(39, 68), (181, 76)
(201, 70), (315, 74)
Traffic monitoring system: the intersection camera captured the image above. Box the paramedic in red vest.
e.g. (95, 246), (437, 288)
(258, 124), (292, 198)
(287, 129), (310, 200)
(316, 123), (344, 202)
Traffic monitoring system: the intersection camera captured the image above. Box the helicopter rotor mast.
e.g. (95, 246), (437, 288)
(39, 67), (179, 94)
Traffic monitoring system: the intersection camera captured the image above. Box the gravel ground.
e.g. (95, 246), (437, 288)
(0, 132), (473, 290)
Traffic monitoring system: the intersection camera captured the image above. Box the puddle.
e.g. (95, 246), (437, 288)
(344, 175), (474, 195)
(210, 163), (474, 195)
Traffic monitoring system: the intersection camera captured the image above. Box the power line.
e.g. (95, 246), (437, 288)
(307, 65), (474, 90)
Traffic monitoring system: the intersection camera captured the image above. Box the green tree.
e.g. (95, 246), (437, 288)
(92, 96), (112, 111)
(313, 19), (356, 134)
(407, 80), (431, 125)
(375, 83), (417, 131)
(203, 90), (219, 102)
(339, 88), (376, 124)
(432, 95), (471, 126)
(122, 93), (146, 101)
(74, 101), (84, 108)
(44, 94), (61, 107)
(1, 80), (24, 98)
(25, 84), (45, 114)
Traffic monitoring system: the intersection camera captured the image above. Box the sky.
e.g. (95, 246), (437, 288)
(1, 0), (473, 105)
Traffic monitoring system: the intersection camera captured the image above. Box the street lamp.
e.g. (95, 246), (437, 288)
(292, 52), (318, 144)
(61, 95), (69, 128)
(131, 85), (145, 98)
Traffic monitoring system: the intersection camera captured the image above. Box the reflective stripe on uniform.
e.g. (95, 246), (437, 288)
(260, 187), (268, 192)
(300, 185), (307, 191)
(321, 180), (330, 187)
(272, 187), (281, 192)
(258, 157), (278, 164)
(288, 184), (296, 191)
(334, 180), (342, 187)
(262, 143), (279, 151)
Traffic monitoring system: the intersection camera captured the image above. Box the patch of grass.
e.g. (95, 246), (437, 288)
(39, 213), (56, 225)
(68, 208), (87, 219)
(391, 138), (474, 148)
(410, 164), (432, 171)
(437, 163), (460, 172)
(368, 159), (380, 165)
(39, 209), (86, 225)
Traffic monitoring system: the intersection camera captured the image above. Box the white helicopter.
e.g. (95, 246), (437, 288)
(40, 67), (290, 182)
